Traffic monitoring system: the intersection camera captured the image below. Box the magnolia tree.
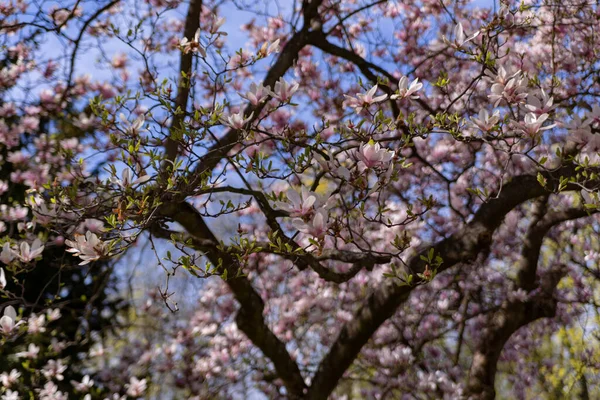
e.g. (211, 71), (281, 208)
(1, 0), (600, 398)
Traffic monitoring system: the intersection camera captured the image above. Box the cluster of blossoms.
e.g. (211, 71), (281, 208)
(343, 75), (423, 114)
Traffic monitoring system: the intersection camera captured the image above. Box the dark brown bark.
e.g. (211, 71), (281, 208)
(160, 202), (308, 397)
(163, 0), (204, 164)
(465, 204), (592, 399)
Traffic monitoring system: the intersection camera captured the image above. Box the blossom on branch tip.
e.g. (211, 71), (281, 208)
(487, 68), (527, 106)
(292, 208), (329, 237)
(0, 306), (24, 335)
(14, 239), (44, 263)
(270, 78), (299, 102)
(259, 39), (280, 57)
(1, 390), (19, 400)
(470, 109), (500, 132)
(443, 22), (479, 48)
(0, 243), (13, 264)
(110, 168), (150, 188)
(344, 84), (388, 114)
(180, 29), (206, 56)
(207, 14), (226, 36)
(355, 141), (395, 171)
(65, 231), (108, 265)
(126, 377), (147, 397)
(274, 187), (334, 217)
(0, 267), (5, 289)
(514, 113), (555, 137)
(240, 82), (271, 105)
(15, 343), (40, 358)
(525, 89), (555, 115)
(221, 111), (254, 130)
(71, 375), (94, 392)
(119, 113), (147, 136)
(0, 369), (20, 388)
(391, 76), (423, 100)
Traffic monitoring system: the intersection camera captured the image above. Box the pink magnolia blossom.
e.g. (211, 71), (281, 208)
(71, 375), (94, 392)
(239, 82), (271, 105)
(13, 239), (45, 263)
(110, 168), (151, 188)
(344, 84), (388, 114)
(0, 243), (13, 264)
(221, 111), (254, 130)
(525, 89), (555, 115)
(41, 359), (67, 381)
(355, 141), (395, 171)
(119, 113), (147, 136)
(292, 208), (329, 237)
(1, 390), (19, 400)
(270, 78), (299, 102)
(65, 231), (109, 265)
(513, 113), (555, 137)
(443, 22), (480, 48)
(258, 39), (280, 57)
(470, 109), (500, 132)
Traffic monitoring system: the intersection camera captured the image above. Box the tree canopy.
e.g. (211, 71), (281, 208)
(1, 0), (600, 399)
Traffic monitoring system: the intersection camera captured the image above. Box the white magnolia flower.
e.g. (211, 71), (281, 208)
(126, 377), (148, 397)
(525, 89), (555, 115)
(41, 359), (67, 381)
(15, 343), (40, 358)
(180, 28), (206, 56)
(110, 168), (150, 188)
(470, 109), (500, 132)
(343, 84), (388, 114)
(14, 239), (45, 263)
(240, 82), (271, 105)
(355, 141), (395, 171)
(0, 306), (25, 335)
(391, 76), (423, 100)
(0, 267), (5, 289)
(270, 78), (299, 102)
(27, 313), (46, 334)
(443, 22), (479, 48)
(71, 375), (94, 392)
(221, 111), (254, 130)
(65, 231), (108, 265)
(119, 113), (147, 136)
(46, 308), (61, 321)
(0, 369), (20, 388)
(1, 389), (19, 400)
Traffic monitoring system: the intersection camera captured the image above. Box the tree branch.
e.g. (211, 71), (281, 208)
(183, 0), (325, 192)
(159, 202), (307, 397)
(304, 172), (560, 400)
(465, 204), (595, 399)
(163, 0), (203, 165)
